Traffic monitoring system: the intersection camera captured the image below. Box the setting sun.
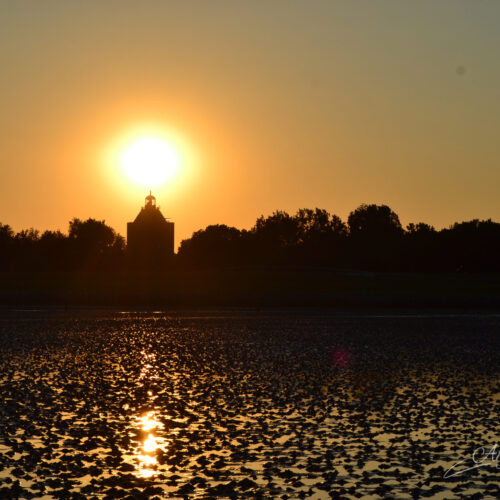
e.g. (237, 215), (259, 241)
(120, 136), (180, 187)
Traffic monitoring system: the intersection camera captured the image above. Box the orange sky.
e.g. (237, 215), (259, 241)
(1, 1), (499, 248)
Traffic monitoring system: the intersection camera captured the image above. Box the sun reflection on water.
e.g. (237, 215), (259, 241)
(140, 411), (158, 431)
(138, 351), (156, 381)
(143, 433), (157, 453)
(133, 350), (167, 478)
(136, 410), (164, 478)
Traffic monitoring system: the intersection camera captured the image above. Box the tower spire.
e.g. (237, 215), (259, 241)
(145, 191), (156, 207)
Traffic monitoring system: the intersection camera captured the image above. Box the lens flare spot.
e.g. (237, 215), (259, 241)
(331, 347), (351, 368)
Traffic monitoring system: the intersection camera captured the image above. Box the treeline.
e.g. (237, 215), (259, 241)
(1, 204), (500, 272)
(177, 205), (500, 271)
(0, 218), (125, 272)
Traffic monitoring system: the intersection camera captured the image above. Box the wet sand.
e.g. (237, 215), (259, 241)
(0, 309), (498, 499)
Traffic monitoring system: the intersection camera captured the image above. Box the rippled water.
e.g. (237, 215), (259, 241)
(0, 308), (498, 499)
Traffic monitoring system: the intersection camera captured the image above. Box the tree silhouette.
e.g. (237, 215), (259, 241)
(68, 218), (123, 270)
(251, 211), (300, 264)
(0, 223), (14, 270)
(178, 224), (245, 268)
(14, 229), (40, 270)
(347, 204), (404, 270)
(348, 204), (403, 237)
(295, 208), (348, 265)
(440, 219), (500, 271)
(404, 223), (438, 271)
(38, 230), (70, 271)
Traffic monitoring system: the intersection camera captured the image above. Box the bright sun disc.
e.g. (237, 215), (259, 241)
(120, 137), (179, 187)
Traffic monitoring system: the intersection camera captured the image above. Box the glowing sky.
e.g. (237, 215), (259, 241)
(1, 1), (499, 247)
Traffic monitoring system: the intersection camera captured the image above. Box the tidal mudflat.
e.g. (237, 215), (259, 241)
(0, 309), (498, 499)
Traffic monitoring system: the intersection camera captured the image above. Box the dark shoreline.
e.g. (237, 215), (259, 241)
(1, 268), (499, 308)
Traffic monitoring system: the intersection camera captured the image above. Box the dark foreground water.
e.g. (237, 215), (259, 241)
(0, 309), (498, 499)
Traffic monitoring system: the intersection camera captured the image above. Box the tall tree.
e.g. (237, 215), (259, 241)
(68, 218), (123, 269)
(347, 204), (404, 270)
(178, 224), (244, 267)
(295, 208), (348, 265)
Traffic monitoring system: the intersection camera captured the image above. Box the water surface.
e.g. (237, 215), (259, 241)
(0, 309), (498, 498)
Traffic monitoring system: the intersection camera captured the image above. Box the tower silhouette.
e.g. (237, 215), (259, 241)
(127, 192), (174, 267)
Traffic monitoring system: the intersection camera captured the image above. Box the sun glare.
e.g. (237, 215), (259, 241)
(120, 136), (180, 187)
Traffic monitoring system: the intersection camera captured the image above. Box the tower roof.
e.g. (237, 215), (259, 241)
(132, 192), (169, 224)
